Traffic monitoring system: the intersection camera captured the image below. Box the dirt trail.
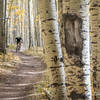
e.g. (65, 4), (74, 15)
(0, 51), (46, 100)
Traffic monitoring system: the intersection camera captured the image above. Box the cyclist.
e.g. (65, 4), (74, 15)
(15, 37), (23, 52)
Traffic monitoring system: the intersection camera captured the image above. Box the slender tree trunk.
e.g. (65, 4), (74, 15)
(38, 0), (66, 100)
(0, 0), (6, 53)
(28, 0), (32, 49)
(5, 0), (9, 47)
(34, 0), (39, 48)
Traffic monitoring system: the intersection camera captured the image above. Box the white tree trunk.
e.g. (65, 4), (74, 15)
(57, 0), (92, 99)
(38, 0), (66, 100)
(5, 0), (9, 47)
(80, 0), (92, 100)
(28, 0), (32, 48)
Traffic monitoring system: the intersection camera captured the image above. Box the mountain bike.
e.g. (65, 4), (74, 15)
(16, 42), (21, 53)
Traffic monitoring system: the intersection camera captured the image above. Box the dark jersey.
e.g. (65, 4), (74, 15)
(16, 37), (22, 44)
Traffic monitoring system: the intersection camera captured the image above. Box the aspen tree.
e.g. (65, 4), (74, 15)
(5, 0), (9, 47)
(90, 0), (100, 99)
(0, 0), (6, 53)
(38, 0), (66, 100)
(79, 0), (92, 99)
(96, 0), (100, 99)
(28, 0), (32, 49)
(58, 0), (92, 99)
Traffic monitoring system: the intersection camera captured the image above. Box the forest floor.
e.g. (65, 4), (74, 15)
(0, 50), (47, 100)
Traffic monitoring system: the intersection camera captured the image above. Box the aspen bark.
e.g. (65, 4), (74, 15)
(97, 1), (100, 99)
(90, 0), (100, 99)
(0, 0), (6, 53)
(80, 0), (92, 99)
(38, 0), (66, 100)
(58, 0), (92, 99)
(5, 0), (9, 47)
(28, 0), (32, 49)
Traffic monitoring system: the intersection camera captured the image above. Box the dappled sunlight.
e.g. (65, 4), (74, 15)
(0, 0), (100, 100)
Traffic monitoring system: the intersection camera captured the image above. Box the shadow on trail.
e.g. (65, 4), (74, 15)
(0, 50), (47, 100)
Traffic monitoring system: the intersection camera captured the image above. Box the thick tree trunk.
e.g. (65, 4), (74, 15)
(0, 0), (6, 53)
(38, 0), (66, 100)
(97, 1), (100, 99)
(90, 0), (100, 99)
(80, 0), (92, 100)
(58, 0), (92, 100)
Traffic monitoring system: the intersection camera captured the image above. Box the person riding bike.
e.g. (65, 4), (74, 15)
(15, 37), (23, 52)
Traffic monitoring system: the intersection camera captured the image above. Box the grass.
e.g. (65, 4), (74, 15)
(24, 46), (44, 57)
(8, 44), (16, 50)
(0, 52), (20, 62)
(0, 52), (20, 75)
